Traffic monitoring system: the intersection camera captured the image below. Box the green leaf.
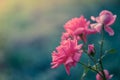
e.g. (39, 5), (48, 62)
(106, 49), (117, 54)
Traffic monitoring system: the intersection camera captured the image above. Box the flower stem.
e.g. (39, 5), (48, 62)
(93, 53), (106, 66)
(78, 62), (103, 78)
(82, 44), (98, 71)
(99, 26), (106, 80)
(85, 50), (97, 67)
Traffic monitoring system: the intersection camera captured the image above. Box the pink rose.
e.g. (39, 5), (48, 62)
(91, 10), (116, 36)
(64, 16), (96, 42)
(51, 39), (83, 75)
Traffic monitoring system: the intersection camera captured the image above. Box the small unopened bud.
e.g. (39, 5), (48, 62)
(88, 44), (95, 56)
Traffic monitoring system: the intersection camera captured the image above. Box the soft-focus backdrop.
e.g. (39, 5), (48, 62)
(0, 0), (120, 80)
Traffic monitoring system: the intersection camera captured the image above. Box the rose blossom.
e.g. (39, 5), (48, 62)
(64, 16), (96, 42)
(91, 10), (116, 36)
(51, 39), (83, 75)
(96, 70), (113, 80)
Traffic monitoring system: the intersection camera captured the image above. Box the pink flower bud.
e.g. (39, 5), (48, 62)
(88, 44), (95, 56)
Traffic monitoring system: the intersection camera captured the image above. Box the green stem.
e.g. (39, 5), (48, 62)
(78, 62), (103, 78)
(99, 26), (106, 80)
(100, 27), (104, 57)
(82, 41), (99, 75)
(93, 53), (106, 66)
(83, 48), (98, 70)
(82, 42), (97, 67)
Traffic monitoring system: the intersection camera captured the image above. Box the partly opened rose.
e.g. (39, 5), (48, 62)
(91, 10), (116, 36)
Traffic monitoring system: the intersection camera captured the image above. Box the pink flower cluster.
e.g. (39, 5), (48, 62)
(51, 10), (116, 79)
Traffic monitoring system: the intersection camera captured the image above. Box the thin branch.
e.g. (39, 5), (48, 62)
(78, 62), (103, 78)
(99, 26), (106, 80)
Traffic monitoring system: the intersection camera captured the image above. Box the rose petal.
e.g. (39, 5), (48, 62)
(105, 26), (114, 36)
(65, 65), (70, 75)
(90, 23), (102, 33)
(91, 16), (96, 21)
(73, 53), (82, 62)
(107, 15), (117, 26)
(65, 57), (73, 65)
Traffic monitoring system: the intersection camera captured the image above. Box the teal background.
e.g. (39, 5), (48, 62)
(0, 0), (119, 80)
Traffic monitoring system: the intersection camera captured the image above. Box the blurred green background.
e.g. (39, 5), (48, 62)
(0, 0), (120, 80)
